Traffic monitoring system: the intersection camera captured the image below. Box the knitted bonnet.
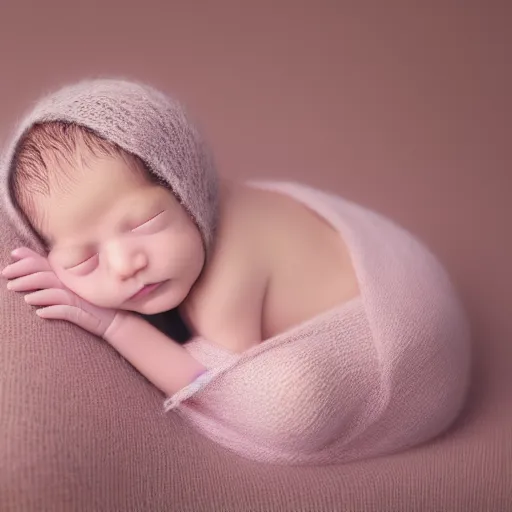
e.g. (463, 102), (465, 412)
(0, 78), (218, 254)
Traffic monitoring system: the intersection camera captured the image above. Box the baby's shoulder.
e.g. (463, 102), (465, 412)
(235, 181), (334, 258)
(181, 183), (272, 350)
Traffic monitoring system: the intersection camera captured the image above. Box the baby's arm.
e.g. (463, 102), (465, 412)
(104, 312), (206, 396)
(2, 247), (206, 398)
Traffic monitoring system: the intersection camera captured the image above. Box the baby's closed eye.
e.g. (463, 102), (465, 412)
(64, 253), (99, 274)
(130, 211), (167, 234)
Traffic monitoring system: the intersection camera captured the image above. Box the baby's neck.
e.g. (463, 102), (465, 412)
(178, 177), (239, 320)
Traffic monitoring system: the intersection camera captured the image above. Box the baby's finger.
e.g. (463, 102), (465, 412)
(25, 288), (74, 307)
(11, 247), (44, 261)
(7, 271), (63, 292)
(37, 305), (101, 335)
(2, 256), (51, 279)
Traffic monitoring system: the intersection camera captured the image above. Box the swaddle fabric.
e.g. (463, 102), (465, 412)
(165, 181), (472, 464)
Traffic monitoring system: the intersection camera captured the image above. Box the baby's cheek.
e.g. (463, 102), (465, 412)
(83, 278), (109, 302)
(48, 257), (73, 286)
(60, 273), (105, 305)
(58, 271), (86, 295)
(51, 266), (72, 288)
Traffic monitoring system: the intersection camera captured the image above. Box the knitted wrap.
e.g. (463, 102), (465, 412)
(164, 181), (472, 465)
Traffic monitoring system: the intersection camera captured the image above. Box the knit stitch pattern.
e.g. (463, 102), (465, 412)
(0, 78), (218, 254)
(165, 181), (472, 464)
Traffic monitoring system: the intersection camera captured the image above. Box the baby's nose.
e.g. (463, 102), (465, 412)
(116, 252), (148, 280)
(105, 242), (148, 280)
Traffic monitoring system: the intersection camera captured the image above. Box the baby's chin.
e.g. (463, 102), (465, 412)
(126, 300), (176, 316)
(121, 285), (187, 316)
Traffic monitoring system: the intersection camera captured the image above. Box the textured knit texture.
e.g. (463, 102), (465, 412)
(163, 181), (472, 464)
(0, 78), (218, 254)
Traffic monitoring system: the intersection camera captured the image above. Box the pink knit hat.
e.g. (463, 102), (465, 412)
(0, 78), (218, 254)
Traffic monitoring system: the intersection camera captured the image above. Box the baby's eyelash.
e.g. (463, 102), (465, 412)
(132, 211), (165, 231)
(67, 254), (98, 270)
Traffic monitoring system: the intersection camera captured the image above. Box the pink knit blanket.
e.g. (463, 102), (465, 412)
(164, 180), (471, 465)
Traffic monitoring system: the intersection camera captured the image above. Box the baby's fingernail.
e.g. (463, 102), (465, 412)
(6, 282), (13, 290)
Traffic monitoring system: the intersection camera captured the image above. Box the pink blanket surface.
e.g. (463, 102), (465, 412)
(165, 180), (471, 465)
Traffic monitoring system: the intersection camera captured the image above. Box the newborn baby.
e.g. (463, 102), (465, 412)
(0, 79), (471, 465)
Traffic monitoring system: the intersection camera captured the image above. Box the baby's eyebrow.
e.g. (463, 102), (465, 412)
(115, 201), (160, 225)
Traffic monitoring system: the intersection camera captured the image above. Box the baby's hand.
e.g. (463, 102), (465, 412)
(2, 247), (117, 338)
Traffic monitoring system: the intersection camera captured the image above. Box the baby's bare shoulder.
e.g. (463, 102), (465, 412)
(182, 183), (271, 351)
(237, 183), (360, 339)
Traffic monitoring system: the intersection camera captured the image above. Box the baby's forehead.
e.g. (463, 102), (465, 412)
(40, 172), (166, 233)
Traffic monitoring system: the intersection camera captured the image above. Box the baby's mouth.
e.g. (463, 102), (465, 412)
(128, 282), (163, 301)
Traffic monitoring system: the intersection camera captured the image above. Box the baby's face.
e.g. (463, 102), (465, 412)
(33, 155), (205, 315)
